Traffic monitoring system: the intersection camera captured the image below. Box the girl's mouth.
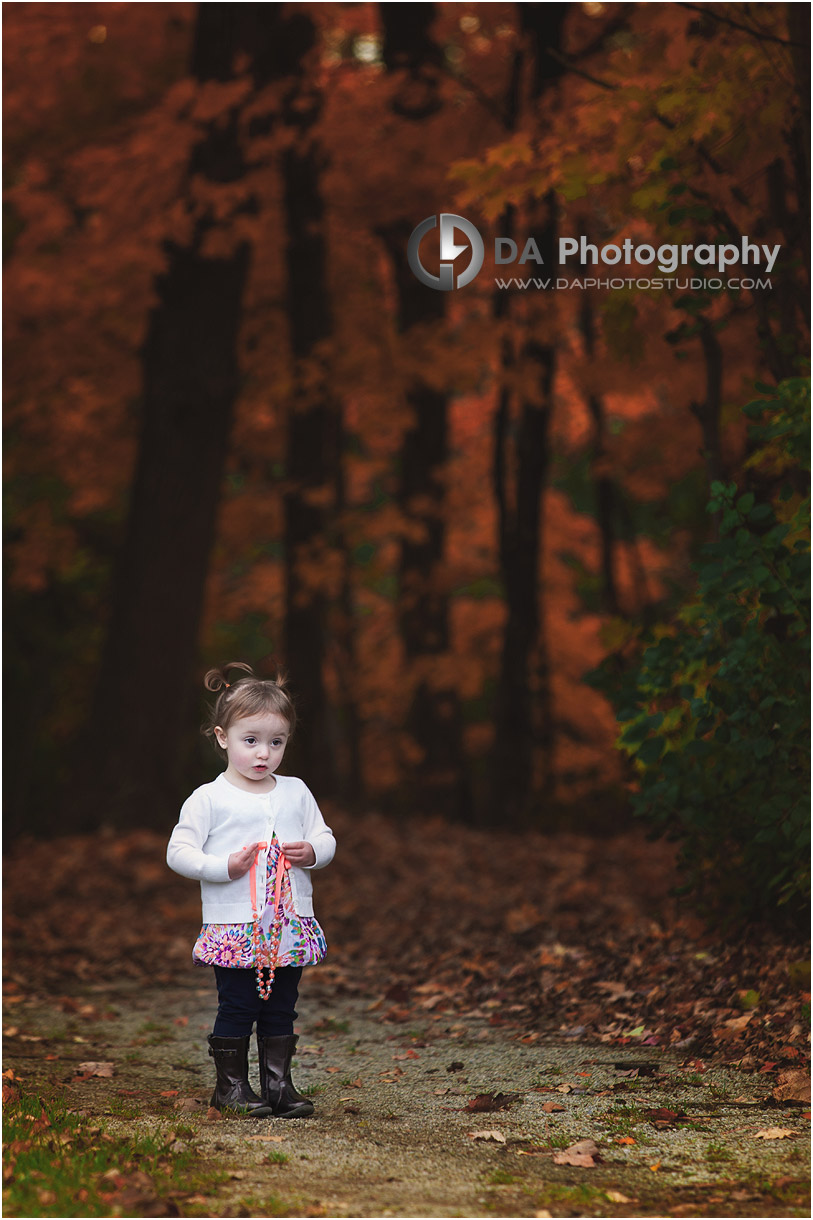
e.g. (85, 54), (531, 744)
(253, 765), (267, 772)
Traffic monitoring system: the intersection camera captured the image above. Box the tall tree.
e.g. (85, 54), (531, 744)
(279, 8), (341, 795)
(491, 3), (568, 823)
(75, 3), (285, 829)
(379, 3), (470, 818)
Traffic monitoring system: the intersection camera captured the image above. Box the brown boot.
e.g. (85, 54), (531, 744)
(208, 1035), (274, 1116)
(257, 1033), (314, 1118)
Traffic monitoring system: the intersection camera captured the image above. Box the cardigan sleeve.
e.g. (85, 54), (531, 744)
(166, 788), (232, 884)
(298, 782), (336, 870)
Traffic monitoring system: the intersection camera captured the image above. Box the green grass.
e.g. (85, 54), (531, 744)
(230, 1194), (291, 1217)
(106, 1097), (140, 1119)
(2, 1087), (227, 1217)
(598, 1104), (656, 1144)
(535, 1182), (606, 1210)
(264, 1149), (289, 1165)
(705, 1142), (735, 1163)
(300, 1084), (324, 1097)
(486, 1168), (516, 1185)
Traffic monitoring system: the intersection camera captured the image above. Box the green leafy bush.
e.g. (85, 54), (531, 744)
(588, 378), (810, 928)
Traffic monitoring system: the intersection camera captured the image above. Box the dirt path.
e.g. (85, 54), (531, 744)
(5, 972), (809, 1218)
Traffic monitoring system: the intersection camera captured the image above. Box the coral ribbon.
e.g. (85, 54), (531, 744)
(247, 841), (289, 930)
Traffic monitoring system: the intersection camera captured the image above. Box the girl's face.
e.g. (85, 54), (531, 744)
(214, 712), (290, 791)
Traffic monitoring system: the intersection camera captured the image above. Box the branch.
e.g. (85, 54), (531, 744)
(543, 45), (618, 91)
(677, 2), (805, 49)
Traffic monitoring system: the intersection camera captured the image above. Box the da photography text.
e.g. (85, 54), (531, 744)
(408, 213), (779, 291)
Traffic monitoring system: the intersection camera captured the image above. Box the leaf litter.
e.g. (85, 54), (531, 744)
(2, 814), (810, 1216)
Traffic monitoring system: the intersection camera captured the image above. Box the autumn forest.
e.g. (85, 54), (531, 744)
(3, 5), (811, 1215)
(4, 2), (809, 860)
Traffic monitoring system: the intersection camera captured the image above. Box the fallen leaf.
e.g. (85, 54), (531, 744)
(649, 1160), (661, 1171)
(464, 1092), (521, 1113)
(467, 1129), (506, 1143)
(446, 1061), (465, 1072)
(541, 1101), (565, 1113)
(76, 1061), (114, 1078)
(343, 1105), (361, 1114)
(160, 1090), (179, 1098)
(615, 1136), (636, 1145)
(722, 1013), (753, 1032)
(605, 1190), (634, 1203)
(754, 1127), (794, 1140)
(613, 1062), (658, 1077)
(643, 1107), (686, 1123)
(206, 1106), (221, 1121)
(175, 1097), (206, 1113)
(772, 1070), (810, 1105)
(325, 1067), (341, 1073)
(595, 981), (634, 1001)
(552, 1138), (601, 1166)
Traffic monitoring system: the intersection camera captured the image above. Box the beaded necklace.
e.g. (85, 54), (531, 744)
(247, 840), (290, 1001)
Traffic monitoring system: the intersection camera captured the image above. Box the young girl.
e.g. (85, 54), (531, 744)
(167, 662), (335, 1119)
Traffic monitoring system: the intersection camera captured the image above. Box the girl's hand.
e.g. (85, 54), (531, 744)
(281, 841), (316, 867)
(228, 843), (261, 880)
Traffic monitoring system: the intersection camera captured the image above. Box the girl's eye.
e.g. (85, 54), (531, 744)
(272, 739), (283, 747)
(244, 738), (256, 745)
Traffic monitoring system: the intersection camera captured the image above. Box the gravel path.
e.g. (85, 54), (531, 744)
(5, 971), (809, 1217)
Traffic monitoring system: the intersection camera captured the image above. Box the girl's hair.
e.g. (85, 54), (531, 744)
(202, 662), (296, 756)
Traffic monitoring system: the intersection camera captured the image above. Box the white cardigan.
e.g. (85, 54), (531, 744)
(166, 772), (336, 923)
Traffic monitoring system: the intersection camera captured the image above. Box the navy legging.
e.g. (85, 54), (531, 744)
(212, 965), (302, 1038)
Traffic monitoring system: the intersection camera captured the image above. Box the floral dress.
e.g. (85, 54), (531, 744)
(193, 836), (327, 969)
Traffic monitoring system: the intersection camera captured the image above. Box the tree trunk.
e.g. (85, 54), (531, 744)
(379, 4), (469, 818)
(491, 3), (568, 824)
(280, 9), (339, 795)
(74, 4), (285, 830)
(578, 284), (619, 614)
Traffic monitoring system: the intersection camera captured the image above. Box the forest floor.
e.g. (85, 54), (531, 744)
(3, 809), (810, 1218)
